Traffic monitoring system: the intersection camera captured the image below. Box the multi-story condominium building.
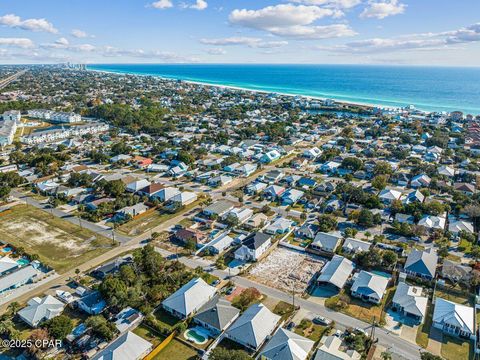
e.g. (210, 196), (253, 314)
(20, 122), (109, 144)
(0, 119), (17, 146)
(2, 110), (21, 122)
(27, 109), (82, 123)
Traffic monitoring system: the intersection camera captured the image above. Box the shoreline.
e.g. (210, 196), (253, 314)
(87, 67), (413, 113)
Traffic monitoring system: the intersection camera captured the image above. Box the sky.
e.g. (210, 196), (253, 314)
(0, 0), (479, 66)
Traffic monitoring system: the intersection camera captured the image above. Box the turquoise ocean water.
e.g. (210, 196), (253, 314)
(88, 64), (480, 114)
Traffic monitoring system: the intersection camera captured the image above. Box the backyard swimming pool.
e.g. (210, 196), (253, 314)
(16, 258), (30, 266)
(184, 327), (209, 345)
(1, 247), (12, 253)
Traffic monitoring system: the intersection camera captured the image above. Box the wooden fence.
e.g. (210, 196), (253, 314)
(143, 331), (176, 360)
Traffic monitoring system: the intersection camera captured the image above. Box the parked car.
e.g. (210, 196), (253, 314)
(211, 279), (220, 286)
(286, 322), (296, 330)
(226, 287), (236, 295)
(313, 316), (332, 326)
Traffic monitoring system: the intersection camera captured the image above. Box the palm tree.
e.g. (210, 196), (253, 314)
(7, 302), (20, 316)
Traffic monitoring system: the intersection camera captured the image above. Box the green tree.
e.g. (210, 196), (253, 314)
(372, 175), (388, 191)
(45, 315), (74, 340)
(210, 347), (251, 360)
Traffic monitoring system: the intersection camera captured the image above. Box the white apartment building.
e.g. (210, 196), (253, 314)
(27, 109), (82, 123)
(21, 122), (109, 145)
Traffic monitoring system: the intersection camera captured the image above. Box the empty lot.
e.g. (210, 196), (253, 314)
(0, 205), (114, 273)
(248, 246), (325, 293)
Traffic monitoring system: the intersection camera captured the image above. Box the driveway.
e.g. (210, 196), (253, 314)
(426, 327), (443, 356)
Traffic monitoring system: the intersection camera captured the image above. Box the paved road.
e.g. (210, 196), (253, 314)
(0, 70), (27, 90)
(154, 247), (423, 360)
(11, 190), (131, 243)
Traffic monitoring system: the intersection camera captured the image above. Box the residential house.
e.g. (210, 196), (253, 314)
(151, 187), (179, 203)
(379, 188), (402, 204)
(92, 331), (152, 360)
(193, 296), (240, 336)
(310, 232), (342, 254)
(441, 260), (472, 284)
(259, 328), (314, 360)
(391, 281), (428, 323)
(203, 200), (235, 218)
(295, 223), (320, 240)
(203, 233), (234, 254)
(114, 307), (144, 333)
(170, 191), (197, 206)
(115, 203), (149, 220)
(454, 182), (476, 195)
(245, 213), (268, 229)
(126, 179), (151, 193)
(351, 271), (389, 304)
(0, 265), (39, 294)
(265, 217), (294, 235)
(404, 248), (438, 280)
(162, 277), (216, 319)
(317, 255), (354, 290)
(234, 232), (272, 262)
(0, 256), (19, 276)
(263, 185), (286, 199)
(410, 174), (431, 188)
(174, 228), (206, 246)
(281, 188), (305, 205)
(77, 291), (106, 315)
(225, 207), (253, 224)
(225, 303), (280, 351)
(432, 298), (474, 339)
(402, 190), (425, 204)
(448, 219), (474, 236)
(418, 215), (446, 231)
(245, 182), (267, 195)
(314, 335), (360, 360)
(342, 238), (371, 254)
(18, 295), (65, 328)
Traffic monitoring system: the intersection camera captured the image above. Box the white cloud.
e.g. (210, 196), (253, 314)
(291, 0), (362, 9)
(228, 4), (354, 39)
(206, 48), (226, 55)
(0, 14), (57, 33)
(200, 36), (288, 48)
(322, 22), (480, 53)
(190, 0), (208, 10)
(56, 37), (69, 46)
(150, 0), (173, 9)
(71, 29), (93, 38)
(360, 0), (406, 19)
(0, 37), (34, 48)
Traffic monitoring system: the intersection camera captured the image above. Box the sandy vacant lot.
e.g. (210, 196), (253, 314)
(0, 205), (113, 273)
(248, 247), (325, 293)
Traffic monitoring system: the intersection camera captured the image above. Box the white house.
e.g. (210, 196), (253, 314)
(226, 303), (280, 351)
(162, 277), (216, 319)
(18, 295), (65, 328)
(234, 232), (271, 262)
(351, 271), (389, 304)
(432, 298), (474, 339)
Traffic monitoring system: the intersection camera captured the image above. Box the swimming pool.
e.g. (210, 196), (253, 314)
(16, 258), (30, 266)
(1, 247), (12, 253)
(184, 327), (209, 345)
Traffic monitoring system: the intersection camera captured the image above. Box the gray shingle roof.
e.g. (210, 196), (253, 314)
(193, 296), (239, 331)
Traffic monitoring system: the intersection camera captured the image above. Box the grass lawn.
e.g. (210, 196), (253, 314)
(154, 339), (198, 360)
(117, 200), (202, 235)
(200, 272), (219, 285)
(153, 308), (180, 330)
(435, 287), (472, 306)
(294, 319), (327, 342)
(441, 335), (473, 360)
(133, 323), (164, 347)
(324, 289), (388, 325)
(416, 302), (433, 348)
(273, 301), (295, 321)
(458, 239), (473, 253)
(0, 205), (114, 273)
